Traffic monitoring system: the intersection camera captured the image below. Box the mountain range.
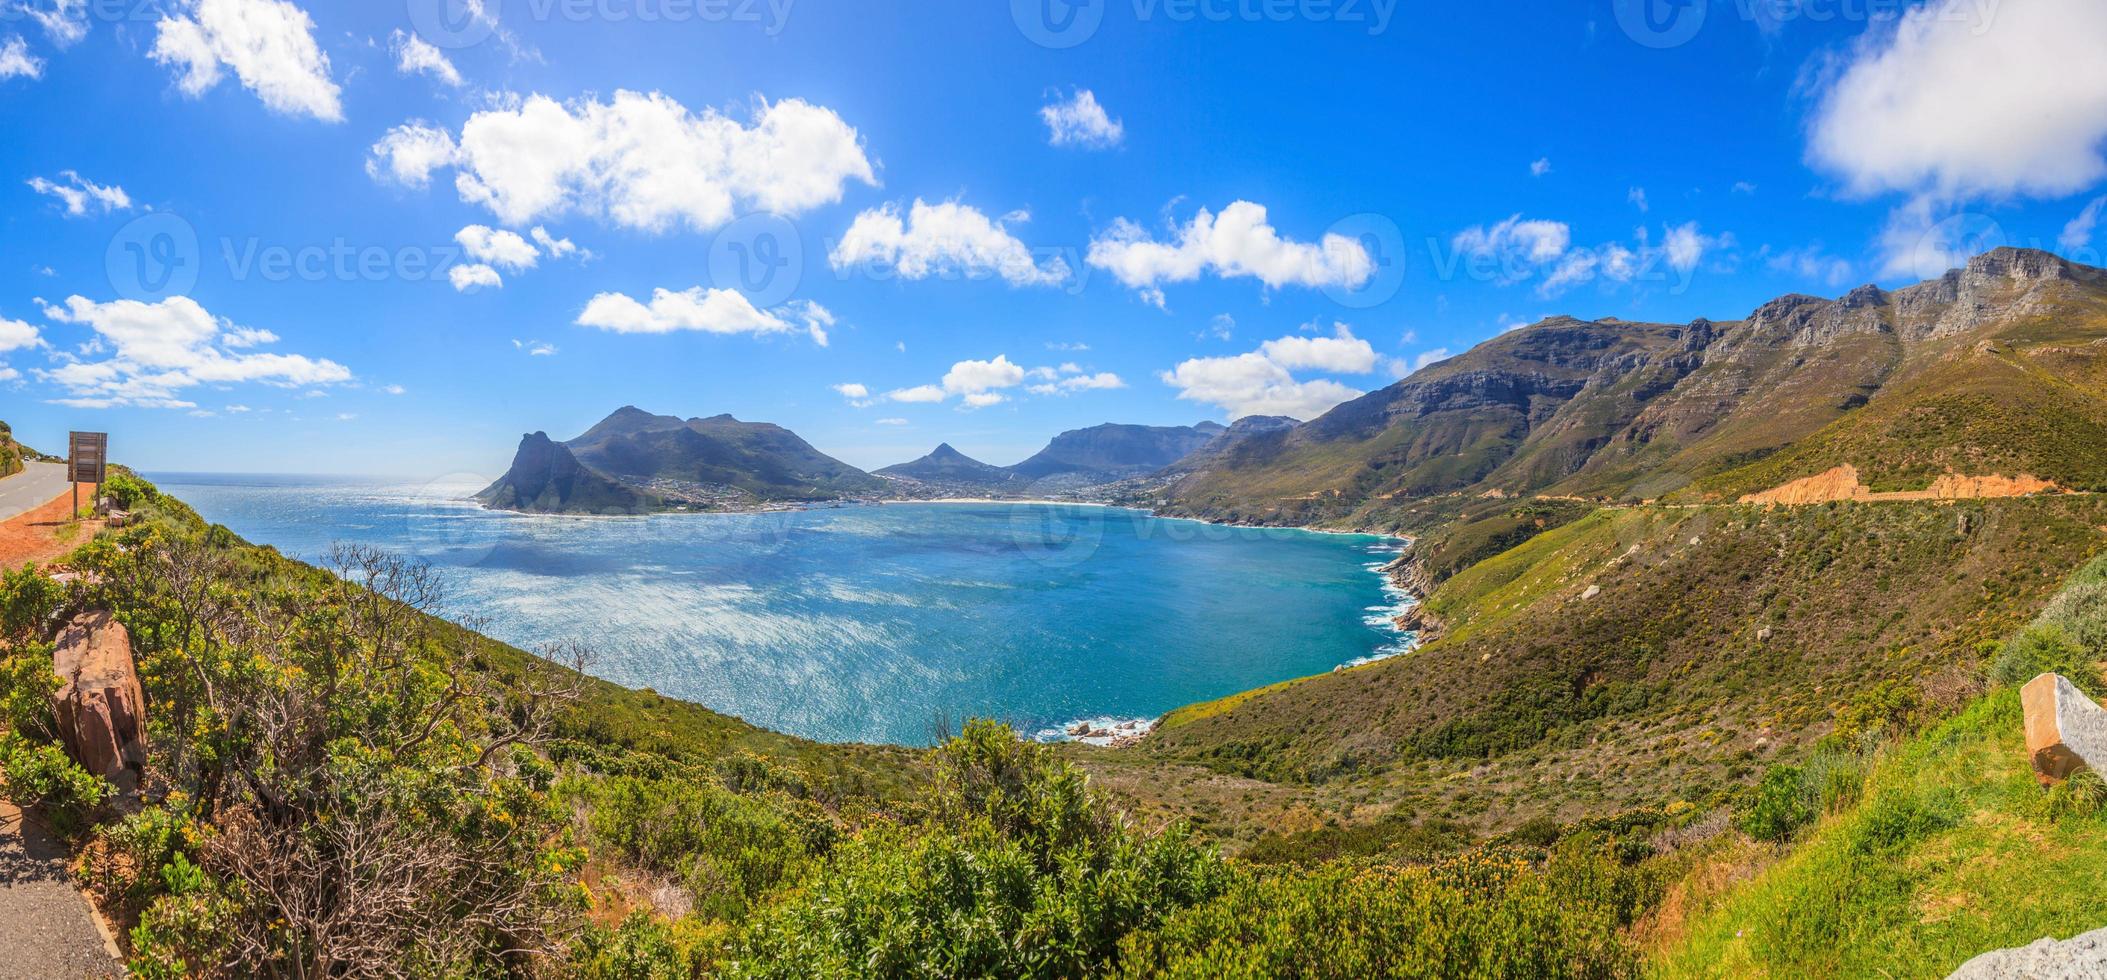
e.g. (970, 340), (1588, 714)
(480, 410), (1234, 513)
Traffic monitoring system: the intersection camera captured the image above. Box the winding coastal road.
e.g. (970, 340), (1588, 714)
(0, 463), (68, 523)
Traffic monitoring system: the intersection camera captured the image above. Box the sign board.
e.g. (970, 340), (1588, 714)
(68, 431), (108, 486)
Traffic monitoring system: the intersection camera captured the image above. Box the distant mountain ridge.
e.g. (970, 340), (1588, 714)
(479, 407), (883, 514)
(1157, 247), (2107, 527)
(874, 444), (1023, 490)
(1007, 422), (1227, 485)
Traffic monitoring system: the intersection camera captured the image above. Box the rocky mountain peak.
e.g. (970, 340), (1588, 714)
(1965, 246), (2081, 283)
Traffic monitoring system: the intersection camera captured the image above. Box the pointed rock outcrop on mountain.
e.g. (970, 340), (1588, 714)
(875, 444), (1023, 489)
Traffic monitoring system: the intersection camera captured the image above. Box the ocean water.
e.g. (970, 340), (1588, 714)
(149, 474), (1416, 747)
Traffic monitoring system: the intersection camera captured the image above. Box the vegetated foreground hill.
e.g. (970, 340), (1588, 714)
(1086, 495), (2107, 842)
(479, 406), (885, 514)
(1160, 248), (2107, 530)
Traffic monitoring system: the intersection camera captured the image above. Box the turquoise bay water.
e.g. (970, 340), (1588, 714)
(150, 474), (1414, 746)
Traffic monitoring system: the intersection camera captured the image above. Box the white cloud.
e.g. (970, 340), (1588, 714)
(1809, 0), (2107, 203)
(886, 384), (946, 403)
(456, 225), (539, 271)
(1661, 221), (1714, 272)
(1453, 214), (1572, 267)
(512, 339), (558, 357)
(0, 316), (41, 351)
(831, 200), (1070, 286)
(1732, 181), (1758, 196)
(221, 326), (278, 348)
(874, 417), (909, 426)
(575, 287), (833, 345)
(382, 384), (406, 395)
(1029, 371), (1126, 396)
(389, 29), (461, 87)
(1628, 187), (1650, 212)
(449, 263), (502, 292)
(1530, 157), (1552, 177)
(366, 122), (459, 189)
(960, 392), (1006, 409)
(20, 0), (87, 46)
(1257, 323), (1378, 373)
(0, 36), (43, 80)
(1160, 325), (1395, 420)
(942, 355), (1026, 394)
(530, 226), (581, 259)
(430, 91), (873, 231)
(1041, 89), (1124, 149)
(151, 0), (343, 122)
(1046, 341), (1091, 351)
(1160, 352), (1362, 421)
(34, 295), (350, 408)
(2062, 196), (2107, 249)
(1807, 0), (2107, 273)
(832, 382), (870, 399)
(26, 171), (131, 216)
(1411, 348), (1452, 372)
(1087, 200), (1374, 306)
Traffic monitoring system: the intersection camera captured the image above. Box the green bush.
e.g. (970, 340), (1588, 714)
(563, 773), (831, 922)
(728, 721), (1231, 979)
(1115, 844), (1637, 979)
(0, 732), (108, 836)
(100, 471), (159, 511)
(1736, 764), (1814, 843)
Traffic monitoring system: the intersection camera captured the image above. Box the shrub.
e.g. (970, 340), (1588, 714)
(2040, 770), (2107, 824)
(728, 721), (1231, 979)
(100, 471), (159, 511)
(1114, 843), (1637, 979)
(1989, 623), (2102, 694)
(1737, 764), (1814, 843)
(0, 732), (108, 836)
(563, 773), (831, 922)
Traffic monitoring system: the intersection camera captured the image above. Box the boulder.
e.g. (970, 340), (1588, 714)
(2022, 673), (2107, 786)
(50, 611), (146, 780)
(1948, 926), (2107, 980)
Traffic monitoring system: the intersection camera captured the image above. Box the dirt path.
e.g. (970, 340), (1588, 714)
(0, 802), (121, 978)
(0, 486), (98, 572)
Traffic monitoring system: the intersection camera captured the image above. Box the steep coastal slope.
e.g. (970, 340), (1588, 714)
(1009, 421), (1227, 485)
(873, 443), (1024, 490)
(479, 407), (884, 513)
(0, 421), (20, 478)
(1161, 248), (2107, 528)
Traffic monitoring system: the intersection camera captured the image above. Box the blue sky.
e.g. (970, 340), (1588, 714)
(1, 0), (2104, 478)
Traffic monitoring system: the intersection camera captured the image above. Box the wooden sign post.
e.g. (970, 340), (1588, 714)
(68, 431), (107, 517)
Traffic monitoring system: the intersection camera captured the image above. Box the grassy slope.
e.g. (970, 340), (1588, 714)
(1112, 497), (2106, 843)
(1650, 689), (2107, 977)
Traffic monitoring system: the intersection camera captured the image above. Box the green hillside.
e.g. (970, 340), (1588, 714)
(0, 420), (20, 479)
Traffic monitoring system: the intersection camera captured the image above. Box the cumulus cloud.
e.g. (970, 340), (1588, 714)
(831, 382), (870, 400)
(874, 417), (909, 425)
(1628, 187), (1650, 212)
(886, 354), (1116, 408)
(1087, 200), (1374, 307)
(1411, 348), (1452, 372)
(1530, 157), (1552, 177)
(26, 171), (130, 216)
(1161, 323), (1392, 420)
(151, 0), (343, 122)
(449, 263), (502, 292)
(1764, 243), (1857, 287)
(530, 226), (581, 259)
(33, 295), (350, 408)
(366, 122), (459, 189)
(0, 36), (43, 80)
(1453, 214), (1572, 270)
(455, 225), (538, 271)
(831, 200), (1070, 286)
(512, 339), (558, 356)
(0, 315), (41, 352)
(1041, 89), (1123, 149)
(395, 91), (876, 232)
(1258, 323), (1378, 373)
(389, 29), (461, 87)
(575, 287), (834, 345)
(1805, 0), (2107, 274)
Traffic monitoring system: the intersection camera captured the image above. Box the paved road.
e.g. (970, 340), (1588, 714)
(0, 803), (121, 978)
(0, 462), (69, 523)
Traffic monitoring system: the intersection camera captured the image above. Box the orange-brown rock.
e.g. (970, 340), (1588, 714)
(1742, 465), (2063, 506)
(50, 611), (145, 779)
(2023, 673), (2107, 786)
